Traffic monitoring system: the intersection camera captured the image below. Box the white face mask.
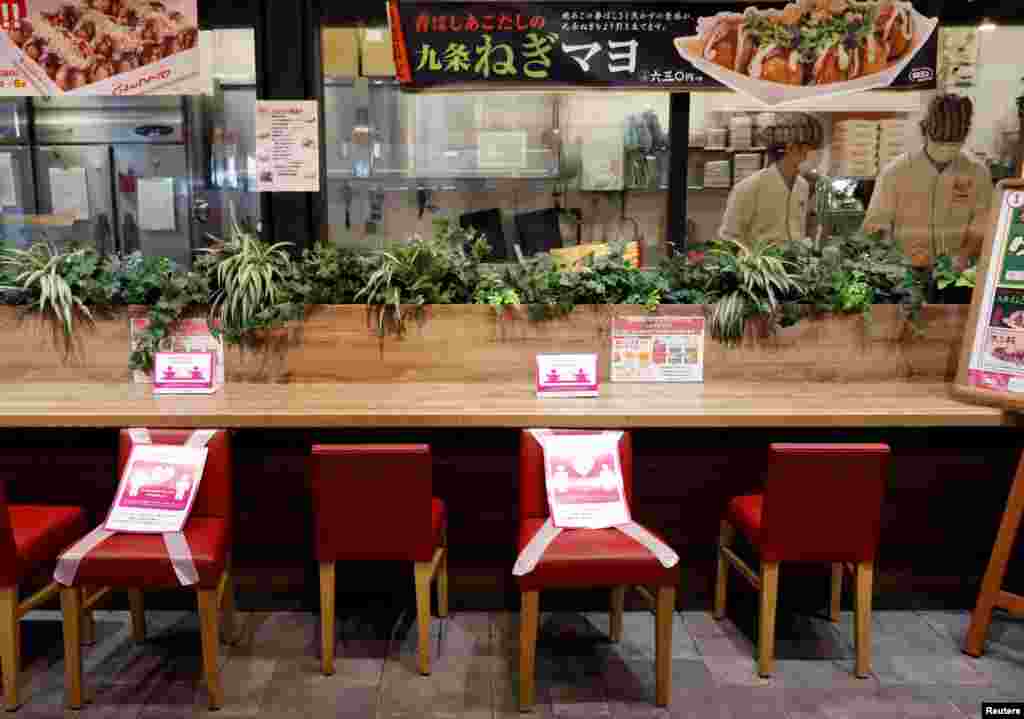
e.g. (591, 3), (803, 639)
(927, 140), (963, 164)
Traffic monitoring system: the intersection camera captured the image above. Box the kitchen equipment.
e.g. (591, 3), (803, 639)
(0, 99), (38, 249)
(515, 208), (562, 257)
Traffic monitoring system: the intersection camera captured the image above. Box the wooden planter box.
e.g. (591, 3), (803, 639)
(0, 303), (970, 384)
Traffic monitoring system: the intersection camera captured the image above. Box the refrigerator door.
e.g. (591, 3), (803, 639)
(33, 97), (185, 145)
(114, 145), (191, 267)
(0, 100), (30, 145)
(0, 147), (39, 249)
(33, 145), (116, 253)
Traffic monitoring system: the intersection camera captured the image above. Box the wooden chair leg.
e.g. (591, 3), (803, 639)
(519, 591), (539, 712)
(830, 563), (843, 623)
(221, 569), (237, 646)
(655, 586), (676, 707)
(609, 586), (626, 643)
(0, 588), (20, 711)
(713, 521), (735, 620)
(413, 560), (433, 676)
(81, 586), (96, 646)
(437, 546), (449, 619)
(853, 561), (874, 678)
(319, 561), (336, 676)
(758, 561), (780, 678)
(60, 587), (84, 710)
(196, 588), (223, 710)
(128, 589), (146, 643)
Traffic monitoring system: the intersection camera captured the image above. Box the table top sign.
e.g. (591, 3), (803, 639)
(536, 353), (599, 398)
(955, 180), (1024, 410)
(611, 315), (705, 383)
(541, 431), (629, 529)
(104, 443), (208, 534)
(153, 352), (216, 395)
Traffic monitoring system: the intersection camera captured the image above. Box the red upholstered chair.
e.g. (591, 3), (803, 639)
(309, 444), (447, 676)
(0, 482), (88, 710)
(59, 429), (236, 710)
(714, 443), (890, 678)
(518, 430), (678, 711)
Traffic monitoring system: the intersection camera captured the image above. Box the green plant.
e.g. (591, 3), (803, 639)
(299, 241), (367, 305)
(568, 244), (668, 310)
(659, 246), (714, 305)
(0, 242), (112, 337)
(357, 220), (490, 335)
(198, 208), (299, 344)
(704, 238), (802, 345)
(110, 252), (176, 305)
(933, 255), (977, 291)
(128, 269), (211, 373)
(473, 269), (522, 315)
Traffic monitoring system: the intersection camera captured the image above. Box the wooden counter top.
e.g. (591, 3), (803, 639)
(0, 381), (1008, 429)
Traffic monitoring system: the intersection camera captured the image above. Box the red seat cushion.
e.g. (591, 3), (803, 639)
(3, 505), (88, 586)
(516, 518), (677, 591)
(432, 498), (446, 549)
(727, 494), (763, 548)
(70, 517), (229, 590)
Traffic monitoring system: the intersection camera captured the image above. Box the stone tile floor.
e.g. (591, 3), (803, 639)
(6, 607), (1024, 718)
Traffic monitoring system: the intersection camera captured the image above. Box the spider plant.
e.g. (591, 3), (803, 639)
(705, 238), (802, 346)
(0, 242), (95, 337)
(199, 207), (294, 338)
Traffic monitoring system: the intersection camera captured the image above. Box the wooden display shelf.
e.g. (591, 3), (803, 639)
(0, 381), (1005, 429)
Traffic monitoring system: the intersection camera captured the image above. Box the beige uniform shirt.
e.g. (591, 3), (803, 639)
(718, 166), (810, 247)
(862, 149), (993, 267)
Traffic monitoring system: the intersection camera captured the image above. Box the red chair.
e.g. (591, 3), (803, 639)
(309, 444), (447, 676)
(517, 430), (678, 710)
(714, 443), (890, 678)
(59, 429), (236, 710)
(0, 483), (88, 710)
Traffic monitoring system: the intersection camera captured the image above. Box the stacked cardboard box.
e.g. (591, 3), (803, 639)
(831, 119), (879, 177)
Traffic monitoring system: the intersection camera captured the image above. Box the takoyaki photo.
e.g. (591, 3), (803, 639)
(677, 0), (930, 91)
(3, 0), (199, 94)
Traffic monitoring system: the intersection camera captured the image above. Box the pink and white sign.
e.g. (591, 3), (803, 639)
(153, 351), (215, 394)
(536, 353), (599, 398)
(105, 443), (207, 533)
(542, 431), (629, 529)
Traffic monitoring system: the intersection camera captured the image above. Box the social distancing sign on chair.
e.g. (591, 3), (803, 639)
(514, 430), (679, 576)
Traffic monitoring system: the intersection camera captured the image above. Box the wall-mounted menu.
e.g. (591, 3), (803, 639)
(254, 100), (320, 193)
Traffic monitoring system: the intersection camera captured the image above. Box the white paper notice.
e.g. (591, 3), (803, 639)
(49, 167), (90, 221)
(0, 153), (16, 207)
(105, 444), (208, 534)
(254, 100), (320, 193)
(137, 178), (177, 231)
(541, 432), (630, 529)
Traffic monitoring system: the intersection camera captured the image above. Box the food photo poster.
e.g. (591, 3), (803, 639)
(390, 0), (938, 105)
(0, 0), (199, 95)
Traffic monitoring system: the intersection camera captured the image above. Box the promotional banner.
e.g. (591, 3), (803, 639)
(967, 189), (1024, 394)
(611, 315), (705, 383)
(390, 0), (938, 106)
(541, 431), (629, 529)
(0, 0), (199, 96)
(105, 442), (207, 533)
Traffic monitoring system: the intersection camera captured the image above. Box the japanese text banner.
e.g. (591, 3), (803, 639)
(390, 0), (937, 104)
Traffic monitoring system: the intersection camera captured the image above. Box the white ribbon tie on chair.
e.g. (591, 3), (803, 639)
(513, 430), (679, 576)
(54, 428), (217, 587)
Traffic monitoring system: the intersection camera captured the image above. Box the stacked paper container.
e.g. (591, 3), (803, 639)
(707, 127), (728, 149)
(733, 153), (763, 184)
(879, 119), (910, 167)
(704, 160), (732, 188)
(831, 119), (879, 177)
(729, 115), (754, 150)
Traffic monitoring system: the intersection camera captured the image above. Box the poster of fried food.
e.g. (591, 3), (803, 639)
(677, 0), (937, 105)
(0, 0), (199, 95)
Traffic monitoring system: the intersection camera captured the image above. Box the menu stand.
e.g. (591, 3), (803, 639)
(963, 450), (1024, 656)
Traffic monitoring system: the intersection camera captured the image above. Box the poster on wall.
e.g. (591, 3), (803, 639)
(389, 0), (938, 105)
(0, 0), (200, 96)
(611, 315), (705, 383)
(254, 100), (320, 193)
(963, 187), (1024, 395)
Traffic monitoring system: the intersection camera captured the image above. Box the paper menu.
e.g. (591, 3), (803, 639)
(254, 100), (320, 193)
(611, 316), (705, 383)
(0, 152), (16, 207)
(48, 167), (89, 221)
(137, 177), (177, 231)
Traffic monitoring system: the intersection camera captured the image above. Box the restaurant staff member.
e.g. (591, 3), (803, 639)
(863, 93), (993, 269)
(718, 113), (824, 246)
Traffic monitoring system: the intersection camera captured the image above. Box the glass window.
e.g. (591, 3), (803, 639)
(321, 25), (674, 266)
